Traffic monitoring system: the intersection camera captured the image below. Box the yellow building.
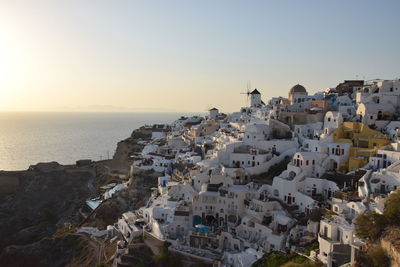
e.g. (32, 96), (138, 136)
(333, 122), (390, 171)
(190, 120), (220, 138)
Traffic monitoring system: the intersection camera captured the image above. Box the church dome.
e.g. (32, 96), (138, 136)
(289, 84), (307, 94)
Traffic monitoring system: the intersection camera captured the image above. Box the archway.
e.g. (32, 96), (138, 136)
(378, 111), (383, 120)
(329, 159), (338, 171)
(193, 215), (202, 227)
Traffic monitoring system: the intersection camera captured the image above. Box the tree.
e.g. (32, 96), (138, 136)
(355, 211), (387, 242)
(308, 208), (324, 222)
(384, 191), (400, 225)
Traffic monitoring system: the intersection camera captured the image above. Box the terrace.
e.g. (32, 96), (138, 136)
(233, 145), (269, 155)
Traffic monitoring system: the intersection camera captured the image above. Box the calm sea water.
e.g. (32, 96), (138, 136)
(0, 112), (190, 171)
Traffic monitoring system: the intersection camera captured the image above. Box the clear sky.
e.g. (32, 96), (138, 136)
(0, 0), (399, 113)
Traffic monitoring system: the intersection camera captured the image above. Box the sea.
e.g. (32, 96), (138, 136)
(0, 112), (196, 171)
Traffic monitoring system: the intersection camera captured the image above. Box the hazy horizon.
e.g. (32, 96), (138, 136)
(1, 0), (399, 113)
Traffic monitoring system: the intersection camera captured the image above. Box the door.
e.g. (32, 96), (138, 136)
(381, 184), (386, 193)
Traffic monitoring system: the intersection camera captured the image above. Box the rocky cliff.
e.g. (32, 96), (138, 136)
(0, 166), (96, 266)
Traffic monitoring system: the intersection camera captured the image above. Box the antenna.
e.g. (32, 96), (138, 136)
(240, 80), (252, 106)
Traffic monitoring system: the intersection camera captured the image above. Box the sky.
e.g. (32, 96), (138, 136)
(0, 0), (399, 113)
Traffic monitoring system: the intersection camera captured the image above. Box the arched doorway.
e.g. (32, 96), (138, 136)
(193, 215), (202, 227)
(378, 111), (383, 120)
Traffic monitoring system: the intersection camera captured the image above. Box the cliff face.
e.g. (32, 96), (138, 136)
(83, 169), (159, 229)
(381, 227), (400, 267)
(108, 136), (146, 172)
(0, 130), (153, 266)
(0, 173), (20, 197)
(0, 233), (99, 267)
(0, 167), (95, 260)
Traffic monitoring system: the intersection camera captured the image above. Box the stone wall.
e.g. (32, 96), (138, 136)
(278, 112), (325, 128)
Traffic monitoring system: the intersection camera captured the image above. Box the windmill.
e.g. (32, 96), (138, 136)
(240, 81), (252, 106)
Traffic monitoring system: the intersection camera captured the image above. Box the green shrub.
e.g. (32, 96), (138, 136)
(355, 211), (387, 242)
(384, 191), (400, 225)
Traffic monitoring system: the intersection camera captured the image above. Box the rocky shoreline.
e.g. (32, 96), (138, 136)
(0, 128), (157, 267)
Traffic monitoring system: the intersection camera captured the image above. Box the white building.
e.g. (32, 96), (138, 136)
(356, 103), (395, 126)
(209, 108), (219, 120)
(318, 215), (358, 267)
(323, 111), (343, 136)
(250, 89), (263, 108)
(117, 211), (142, 243)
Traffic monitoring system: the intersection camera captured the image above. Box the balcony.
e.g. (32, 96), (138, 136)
(189, 230), (217, 238)
(318, 232), (339, 244)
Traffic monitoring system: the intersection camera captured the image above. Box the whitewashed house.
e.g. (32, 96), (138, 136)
(323, 111), (343, 136)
